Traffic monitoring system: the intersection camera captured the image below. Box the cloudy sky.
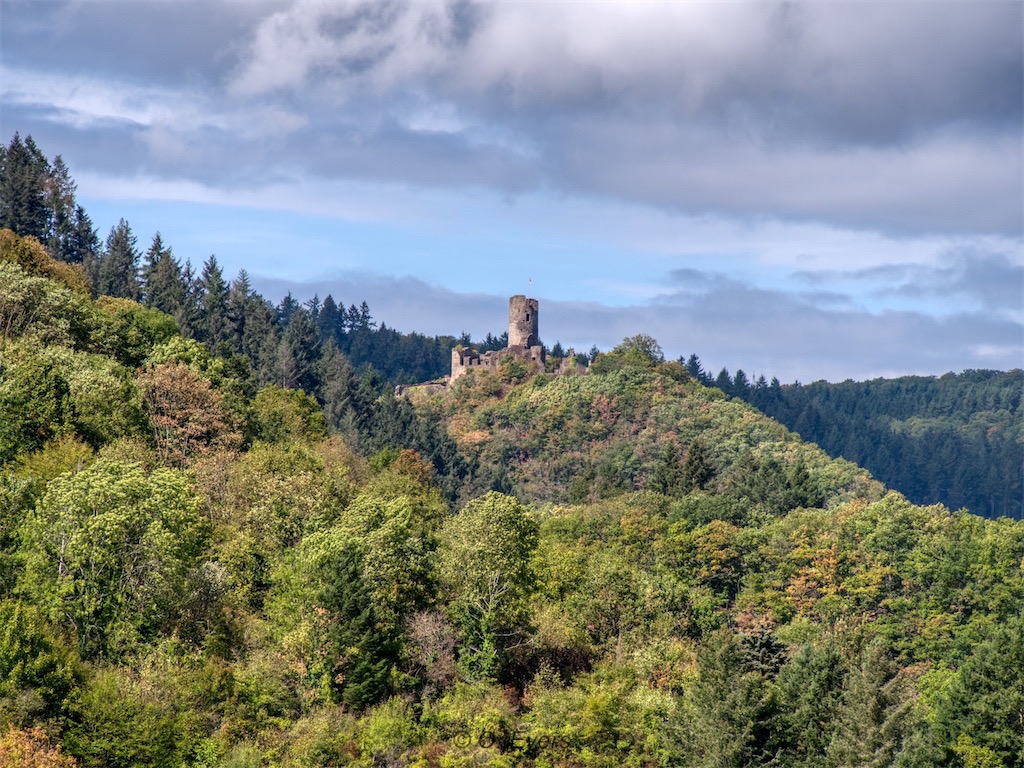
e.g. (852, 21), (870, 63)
(2, 0), (1021, 382)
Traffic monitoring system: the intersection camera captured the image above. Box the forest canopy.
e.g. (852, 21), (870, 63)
(1, 137), (1022, 767)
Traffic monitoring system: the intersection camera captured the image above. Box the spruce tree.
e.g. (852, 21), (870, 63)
(0, 133), (50, 241)
(68, 205), (100, 267)
(141, 233), (187, 316)
(44, 155), (79, 262)
(318, 338), (356, 433)
(98, 218), (141, 300)
(197, 255), (229, 350)
(318, 543), (394, 710)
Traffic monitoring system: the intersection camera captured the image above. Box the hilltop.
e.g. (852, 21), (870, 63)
(1, 228), (1022, 767)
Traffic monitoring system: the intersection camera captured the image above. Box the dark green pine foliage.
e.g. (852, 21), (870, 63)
(43, 155), (79, 263)
(738, 369), (1023, 519)
(67, 205), (100, 266)
(681, 439), (714, 493)
(318, 338), (356, 435)
(275, 306), (320, 393)
(650, 441), (685, 496)
(775, 641), (847, 766)
(317, 294), (344, 344)
(98, 219), (141, 300)
(319, 544), (395, 711)
(0, 133), (50, 241)
(825, 641), (913, 767)
(690, 629), (784, 767)
(931, 616), (1024, 766)
(225, 270), (257, 357)
(685, 354), (710, 383)
(197, 255), (230, 351)
(141, 233), (187, 316)
(173, 259), (202, 340)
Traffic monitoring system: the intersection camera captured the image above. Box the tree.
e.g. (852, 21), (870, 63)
(136, 362), (241, 466)
(0, 351), (71, 464)
(251, 386), (326, 444)
(140, 233), (185, 316)
(275, 305), (320, 394)
(0, 726), (78, 768)
(931, 616), (1024, 766)
(316, 542), (396, 710)
(19, 459), (209, 659)
(686, 353), (708, 383)
(66, 206), (99, 267)
(0, 600), (81, 727)
(437, 492), (538, 681)
(826, 641), (913, 767)
(43, 156), (78, 263)
(0, 133), (50, 241)
(689, 628), (784, 766)
(318, 338), (356, 434)
(196, 255), (229, 350)
(97, 219), (140, 300)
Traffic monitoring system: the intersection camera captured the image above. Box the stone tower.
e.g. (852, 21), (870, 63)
(508, 295), (539, 348)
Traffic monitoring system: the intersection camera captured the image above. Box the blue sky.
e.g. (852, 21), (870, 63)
(2, 0), (1021, 382)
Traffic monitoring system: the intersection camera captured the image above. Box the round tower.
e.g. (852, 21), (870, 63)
(508, 295), (539, 348)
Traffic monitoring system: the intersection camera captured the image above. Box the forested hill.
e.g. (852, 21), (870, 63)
(686, 358), (1023, 520)
(1, 229), (1023, 766)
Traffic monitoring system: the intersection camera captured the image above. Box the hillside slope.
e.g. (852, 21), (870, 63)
(1, 235), (1022, 767)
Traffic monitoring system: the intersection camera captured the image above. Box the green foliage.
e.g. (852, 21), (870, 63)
(0, 347), (71, 464)
(0, 600), (81, 729)
(438, 492), (538, 681)
(590, 334), (665, 374)
(252, 386), (327, 444)
(89, 296), (178, 368)
(19, 459), (209, 659)
(317, 543), (396, 710)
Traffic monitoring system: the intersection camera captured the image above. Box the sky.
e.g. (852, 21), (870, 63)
(2, 0), (1021, 382)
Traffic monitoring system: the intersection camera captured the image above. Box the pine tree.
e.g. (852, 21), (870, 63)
(826, 641), (913, 767)
(67, 205), (100, 267)
(43, 155), (79, 262)
(174, 259), (201, 339)
(681, 439), (714, 493)
(197, 255), (229, 350)
(275, 306), (320, 393)
(0, 133), (50, 241)
(98, 218), (141, 300)
(318, 544), (394, 710)
(141, 233), (186, 315)
(650, 441), (684, 496)
(318, 338), (355, 433)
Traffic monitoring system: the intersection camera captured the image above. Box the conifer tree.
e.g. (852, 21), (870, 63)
(43, 155), (78, 263)
(67, 204), (100, 266)
(97, 218), (141, 300)
(318, 338), (356, 433)
(0, 133), (50, 241)
(141, 232), (186, 316)
(318, 543), (395, 710)
(173, 259), (201, 339)
(275, 306), (320, 394)
(197, 255), (229, 350)
(826, 641), (913, 767)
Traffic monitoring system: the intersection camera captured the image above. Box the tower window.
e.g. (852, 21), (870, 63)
(526, 314), (530, 321)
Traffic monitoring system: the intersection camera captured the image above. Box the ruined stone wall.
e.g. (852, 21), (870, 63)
(508, 295), (539, 348)
(450, 295), (567, 382)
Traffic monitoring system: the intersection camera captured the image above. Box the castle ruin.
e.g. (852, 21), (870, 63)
(450, 295), (583, 382)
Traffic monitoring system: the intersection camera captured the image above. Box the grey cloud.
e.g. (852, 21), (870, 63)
(2, 1), (1021, 236)
(793, 249), (1024, 312)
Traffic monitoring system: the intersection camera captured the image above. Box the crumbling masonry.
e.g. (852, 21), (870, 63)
(450, 295), (583, 382)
